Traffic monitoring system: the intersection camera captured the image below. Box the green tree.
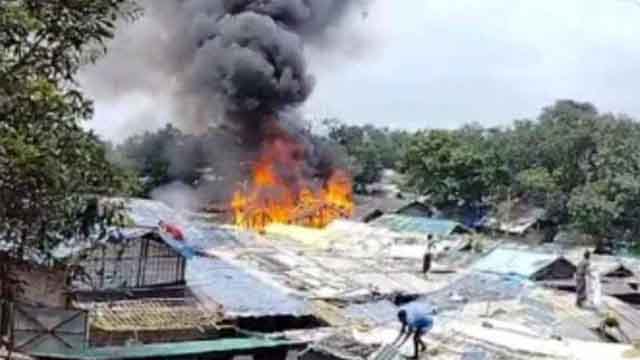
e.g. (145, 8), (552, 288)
(322, 119), (410, 193)
(115, 124), (210, 194)
(0, 0), (141, 260)
(401, 130), (493, 207)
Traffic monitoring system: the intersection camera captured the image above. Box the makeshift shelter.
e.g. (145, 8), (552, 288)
(542, 252), (640, 307)
(431, 203), (491, 229)
(472, 248), (576, 281)
(370, 214), (470, 237)
(485, 200), (550, 242)
(66, 230), (187, 291)
(351, 196), (416, 223)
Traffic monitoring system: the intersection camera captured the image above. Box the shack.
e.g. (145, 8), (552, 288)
(64, 229), (187, 292)
(472, 248), (576, 281)
(484, 200), (552, 243)
(352, 196), (424, 223)
(370, 214), (470, 238)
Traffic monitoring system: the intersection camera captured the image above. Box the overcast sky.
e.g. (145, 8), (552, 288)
(86, 0), (640, 139)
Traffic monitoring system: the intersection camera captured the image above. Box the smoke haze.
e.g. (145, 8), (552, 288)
(83, 0), (369, 206)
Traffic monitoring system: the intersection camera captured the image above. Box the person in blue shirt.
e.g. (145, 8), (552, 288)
(392, 306), (435, 359)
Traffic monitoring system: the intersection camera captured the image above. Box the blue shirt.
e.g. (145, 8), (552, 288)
(403, 303), (434, 331)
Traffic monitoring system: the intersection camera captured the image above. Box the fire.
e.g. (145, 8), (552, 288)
(231, 138), (354, 232)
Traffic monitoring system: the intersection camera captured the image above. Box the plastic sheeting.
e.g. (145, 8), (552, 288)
(472, 248), (564, 278)
(344, 300), (398, 326)
(420, 273), (532, 313)
(187, 257), (310, 318)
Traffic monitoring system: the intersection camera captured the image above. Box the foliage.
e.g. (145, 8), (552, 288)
(401, 129), (501, 207)
(322, 119), (411, 192)
(115, 124), (207, 194)
(0, 0), (141, 261)
(400, 100), (640, 243)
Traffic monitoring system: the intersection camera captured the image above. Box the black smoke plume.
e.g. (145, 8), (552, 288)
(83, 0), (367, 206)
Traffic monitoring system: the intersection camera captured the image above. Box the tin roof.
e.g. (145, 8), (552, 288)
(472, 248), (571, 279)
(187, 256), (311, 318)
(351, 196), (414, 222)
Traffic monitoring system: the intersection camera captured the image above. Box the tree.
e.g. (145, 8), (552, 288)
(397, 99), (640, 245)
(322, 119), (409, 193)
(401, 130), (494, 207)
(114, 124), (218, 195)
(0, 1), (141, 261)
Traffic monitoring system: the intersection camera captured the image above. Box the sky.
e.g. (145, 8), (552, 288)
(84, 0), (640, 140)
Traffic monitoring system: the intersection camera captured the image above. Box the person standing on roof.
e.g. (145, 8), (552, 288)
(392, 304), (435, 359)
(422, 235), (433, 278)
(576, 250), (591, 307)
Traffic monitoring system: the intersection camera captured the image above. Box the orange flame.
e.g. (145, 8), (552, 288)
(231, 139), (353, 232)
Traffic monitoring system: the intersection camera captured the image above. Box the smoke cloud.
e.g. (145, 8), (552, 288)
(82, 0), (369, 205)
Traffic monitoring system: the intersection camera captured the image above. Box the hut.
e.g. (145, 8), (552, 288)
(64, 229), (187, 292)
(370, 214), (470, 238)
(472, 248), (576, 281)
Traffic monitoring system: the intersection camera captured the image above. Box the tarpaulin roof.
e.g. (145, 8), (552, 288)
(187, 256), (310, 318)
(472, 248), (571, 279)
(371, 214), (469, 236)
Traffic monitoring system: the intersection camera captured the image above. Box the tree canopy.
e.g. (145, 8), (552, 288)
(0, 0), (141, 260)
(401, 100), (640, 242)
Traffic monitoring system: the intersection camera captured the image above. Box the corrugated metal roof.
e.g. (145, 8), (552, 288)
(471, 248), (563, 278)
(124, 199), (260, 251)
(371, 214), (468, 236)
(207, 245), (434, 301)
(187, 256), (310, 318)
(352, 196), (414, 222)
(28, 338), (301, 360)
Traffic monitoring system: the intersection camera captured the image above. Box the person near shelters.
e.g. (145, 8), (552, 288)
(575, 250), (591, 307)
(158, 220), (185, 241)
(422, 235), (433, 278)
(392, 306), (435, 359)
(587, 264), (602, 308)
